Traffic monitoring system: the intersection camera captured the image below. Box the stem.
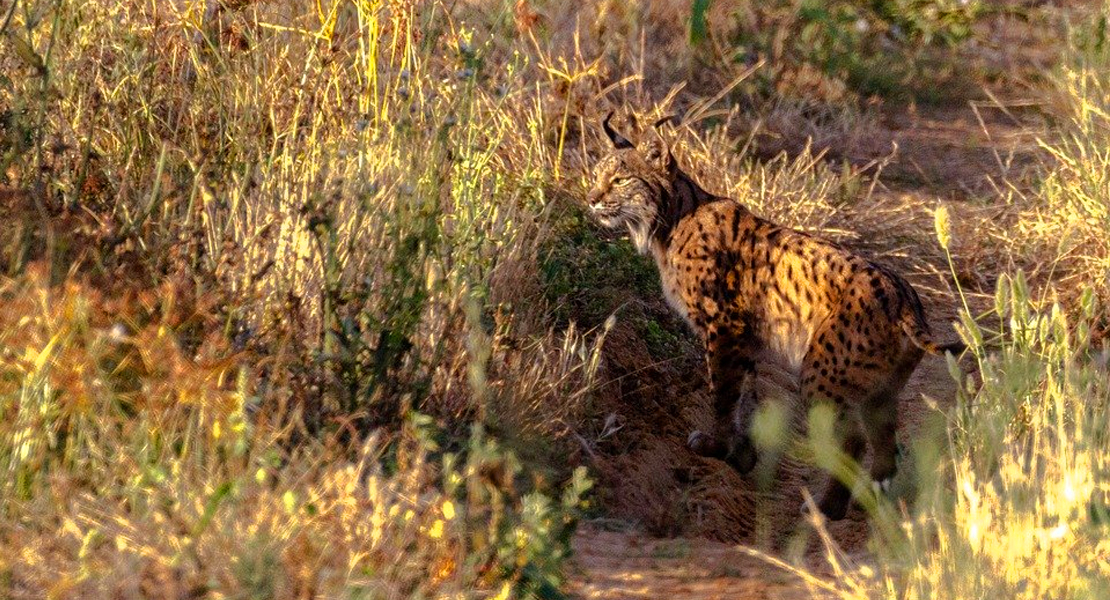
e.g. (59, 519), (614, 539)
(0, 0), (18, 36)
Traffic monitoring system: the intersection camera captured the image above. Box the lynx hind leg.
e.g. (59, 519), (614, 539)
(793, 416), (866, 521)
(688, 324), (760, 474)
(860, 398), (898, 495)
(800, 314), (905, 519)
(861, 351), (922, 492)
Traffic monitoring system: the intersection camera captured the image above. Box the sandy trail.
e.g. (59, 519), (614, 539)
(568, 528), (814, 600)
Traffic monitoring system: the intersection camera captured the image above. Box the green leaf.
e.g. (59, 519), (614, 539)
(690, 0), (711, 47)
(193, 481), (234, 537)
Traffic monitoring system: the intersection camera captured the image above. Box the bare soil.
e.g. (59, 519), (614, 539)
(568, 528), (816, 600)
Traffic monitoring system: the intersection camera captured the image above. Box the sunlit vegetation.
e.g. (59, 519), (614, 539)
(1, 0), (1108, 598)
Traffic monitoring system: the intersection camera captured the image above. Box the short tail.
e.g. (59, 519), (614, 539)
(901, 315), (967, 356)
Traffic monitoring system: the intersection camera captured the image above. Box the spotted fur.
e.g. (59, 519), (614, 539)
(587, 114), (964, 520)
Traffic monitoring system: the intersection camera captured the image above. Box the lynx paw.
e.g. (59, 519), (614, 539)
(687, 430), (727, 459)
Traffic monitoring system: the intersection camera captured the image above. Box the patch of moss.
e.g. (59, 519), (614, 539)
(540, 203), (661, 328)
(639, 318), (684, 359)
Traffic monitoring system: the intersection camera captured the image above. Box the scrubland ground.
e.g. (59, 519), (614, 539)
(1, 0), (1109, 598)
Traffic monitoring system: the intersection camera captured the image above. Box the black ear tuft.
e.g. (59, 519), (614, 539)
(652, 114), (679, 130)
(603, 111), (634, 149)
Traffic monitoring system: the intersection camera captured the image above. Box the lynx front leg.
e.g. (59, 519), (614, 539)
(687, 322), (760, 474)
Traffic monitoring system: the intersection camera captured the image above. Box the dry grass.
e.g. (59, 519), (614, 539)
(1, 0), (608, 596)
(781, 271), (1110, 599)
(2, 0), (1109, 597)
(1005, 13), (1110, 327)
(0, 263), (594, 598)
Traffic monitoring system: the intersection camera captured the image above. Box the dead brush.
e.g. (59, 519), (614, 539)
(2, 0), (610, 596)
(0, 254), (594, 600)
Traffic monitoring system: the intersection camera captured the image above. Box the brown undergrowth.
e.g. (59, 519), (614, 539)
(2, 0), (1107, 597)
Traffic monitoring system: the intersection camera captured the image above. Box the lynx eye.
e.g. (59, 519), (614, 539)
(612, 176), (635, 186)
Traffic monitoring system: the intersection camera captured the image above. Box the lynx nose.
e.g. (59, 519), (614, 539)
(586, 189), (602, 210)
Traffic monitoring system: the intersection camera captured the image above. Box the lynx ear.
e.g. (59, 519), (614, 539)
(603, 112), (634, 149)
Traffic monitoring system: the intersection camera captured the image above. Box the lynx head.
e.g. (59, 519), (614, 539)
(586, 112), (677, 253)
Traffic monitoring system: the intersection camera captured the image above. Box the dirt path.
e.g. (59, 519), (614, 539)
(568, 528), (815, 600)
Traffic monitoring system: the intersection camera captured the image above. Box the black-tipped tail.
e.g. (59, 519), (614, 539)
(901, 319), (966, 356)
